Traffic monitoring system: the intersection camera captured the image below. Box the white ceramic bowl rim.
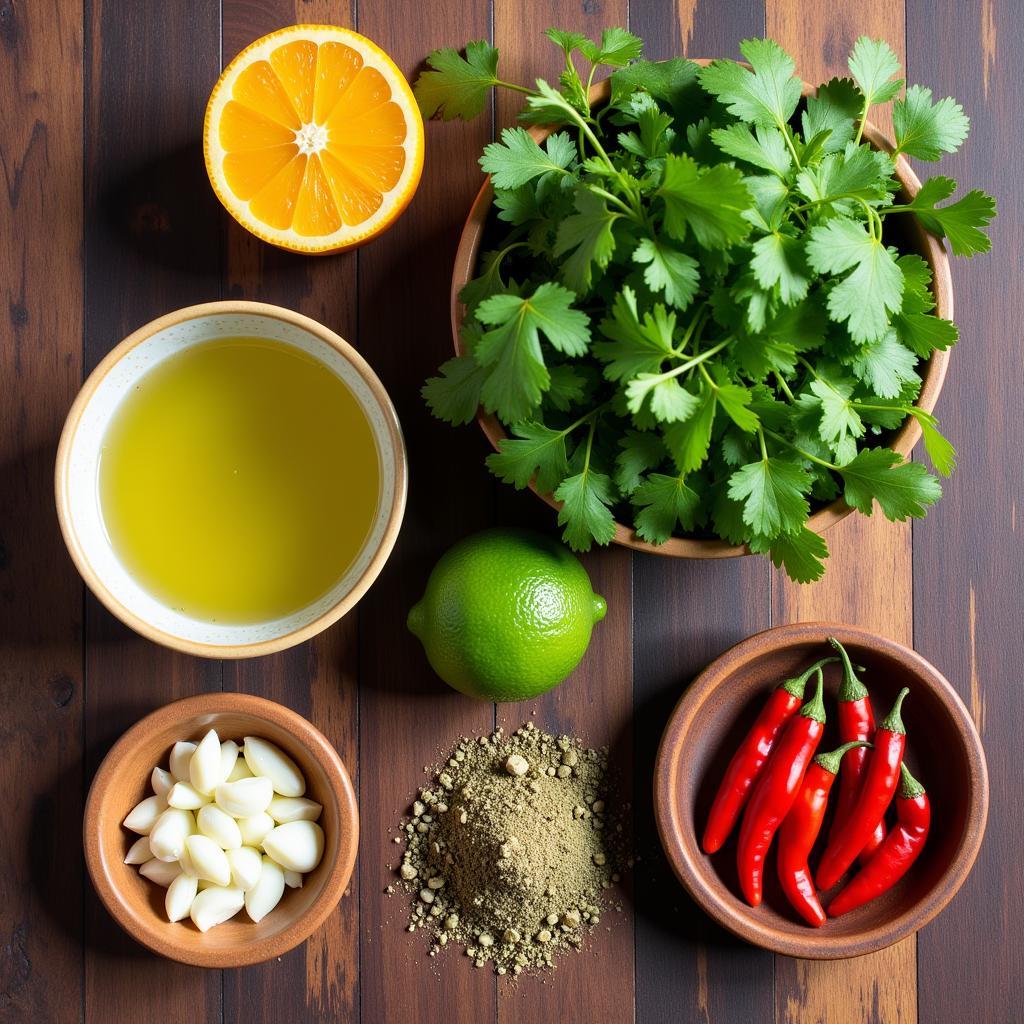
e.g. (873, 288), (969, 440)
(56, 301), (406, 656)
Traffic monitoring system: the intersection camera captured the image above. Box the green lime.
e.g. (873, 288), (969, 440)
(407, 528), (607, 702)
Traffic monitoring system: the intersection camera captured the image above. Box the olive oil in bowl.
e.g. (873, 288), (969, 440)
(98, 336), (381, 625)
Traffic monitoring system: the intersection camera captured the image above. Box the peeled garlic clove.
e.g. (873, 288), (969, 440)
(283, 869), (303, 889)
(244, 856), (285, 923)
(215, 777), (273, 818)
(151, 767), (174, 797)
(124, 836), (152, 865)
(165, 872), (199, 923)
(219, 740), (239, 784)
(226, 846), (263, 892)
(262, 821), (324, 873)
(227, 757), (253, 782)
(179, 844), (198, 878)
(268, 796), (322, 824)
(190, 729), (222, 795)
(139, 857), (182, 887)
(186, 834), (232, 887)
(189, 886), (244, 932)
(243, 737), (305, 798)
(169, 741), (197, 782)
(167, 782), (209, 810)
(197, 804), (242, 851)
(123, 794), (166, 835)
(236, 811), (274, 847)
(149, 808), (195, 862)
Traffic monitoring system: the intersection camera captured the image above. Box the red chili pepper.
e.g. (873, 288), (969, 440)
(736, 670), (827, 907)
(828, 637), (887, 861)
(777, 740), (870, 927)
(828, 765), (930, 916)
(816, 687), (909, 891)
(702, 656), (836, 855)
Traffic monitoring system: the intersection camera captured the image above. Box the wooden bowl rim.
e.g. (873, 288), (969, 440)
(55, 299), (408, 658)
(83, 692), (359, 968)
(652, 622), (988, 959)
(450, 68), (953, 559)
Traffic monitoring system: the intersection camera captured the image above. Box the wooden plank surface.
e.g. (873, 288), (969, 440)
(0, 1), (84, 1021)
(1, 0), (1022, 1022)
(906, 1), (1024, 1021)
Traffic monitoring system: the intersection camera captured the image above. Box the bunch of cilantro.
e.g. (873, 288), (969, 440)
(414, 29), (996, 582)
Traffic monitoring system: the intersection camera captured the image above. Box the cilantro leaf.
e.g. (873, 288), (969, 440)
(710, 123), (792, 176)
(906, 176), (996, 256)
(609, 58), (699, 111)
(893, 84), (970, 160)
(618, 93), (676, 159)
(802, 78), (862, 153)
(594, 287), (676, 381)
(414, 40), (501, 121)
(751, 231), (811, 304)
(838, 447), (941, 519)
(658, 154), (751, 249)
(891, 253), (958, 355)
(626, 374), (700, 423)
(632, 473), (701, 542)
(712, 371), (760, 432)
(728, 457), (811, 537)
(663, 385), (717, 474)
(553, 189), (619, 293)
(554, 469), (617, 550)
(480, 128), (576, 189)
(544, 364), (589, 411)
(698, 39), (803, 130)
(616, 430), (667, 493)
(848, 37), (903, 109)
(486, 421), (570, 493)
(474, 284), (590, 421)
(544, 29), (591, 55)
(422, 354), (487, 425)
(806, 219), (904, 341)
(582, 27), (643, 67)
(795, 144), (891, 206)
(808, 378), (864, 447)
(768, 528), (829, 582)
(520, 78), (586, 127)
(909, 409), (957, 476)
(633, 238), (700, 310)
(850, 330), (920, 398)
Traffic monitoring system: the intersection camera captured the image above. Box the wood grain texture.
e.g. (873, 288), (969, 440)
(906, 1), (1023, 1020)
(626, 5), (777, 1024)
(0, 1), (84, 1020)
(767, 5), (916, 1023)
(353, 2), (497, 1023)
(82, 0), (224, 1019)
(218, 3), (361, 1020)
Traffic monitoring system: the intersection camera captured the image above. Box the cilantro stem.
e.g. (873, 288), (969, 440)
(774, 372), (795, 401)
(580, 416), (598, 478)
(764, 428), (838, 470)
(676, 305), (709, 355)
(584, 184), (636, 220)
(496, 80), (538, 97)
(757, 427), (769, 461)
(652, 337), (731, 386)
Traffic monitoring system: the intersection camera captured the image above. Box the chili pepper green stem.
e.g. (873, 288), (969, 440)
(829, 637), (869, 702)
(814, 740), (871, 776)
(800, 670), (827, 724)
(780, 656), (839, 698)
(898, 763), (925, 798)
(880, 687), (910, 734)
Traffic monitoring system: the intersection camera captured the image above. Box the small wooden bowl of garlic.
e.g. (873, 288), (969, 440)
(84, 692), (358, 967)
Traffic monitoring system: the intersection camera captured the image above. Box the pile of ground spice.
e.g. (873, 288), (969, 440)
(392, 723), (624, 975)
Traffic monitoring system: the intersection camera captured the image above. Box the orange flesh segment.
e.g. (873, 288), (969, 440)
(328, 144), (405, 192)
(224, 144), (298, 201)
(249, 152), (307, 230)
(328, 98), (408, 148)
(220, 100), (296, 151)
(326, 66), (392, 126)
(313, 42), (363, 123)
(320, 149), (384, 225)
(292, 156), (343, 236)
(231, 61), (301, 128)
(269, 40), (317, 123)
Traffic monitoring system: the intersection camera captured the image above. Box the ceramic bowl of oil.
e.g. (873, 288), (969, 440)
(56, 300), (406, 658)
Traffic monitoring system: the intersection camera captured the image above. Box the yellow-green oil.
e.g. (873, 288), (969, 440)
(98, 336), (381, 624)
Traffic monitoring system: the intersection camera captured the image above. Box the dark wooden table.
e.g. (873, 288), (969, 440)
(3, 0), (1021, 1021)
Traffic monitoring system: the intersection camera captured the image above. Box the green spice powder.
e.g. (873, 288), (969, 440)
(394, 723), (623, 974)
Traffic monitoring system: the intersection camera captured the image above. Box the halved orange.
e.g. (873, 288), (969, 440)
(204, 25), (424, 254)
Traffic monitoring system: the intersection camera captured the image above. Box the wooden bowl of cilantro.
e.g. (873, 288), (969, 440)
(415, 31), (996, 582)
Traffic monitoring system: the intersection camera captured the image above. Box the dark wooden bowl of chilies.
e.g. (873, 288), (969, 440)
(653, 622), (987, 959)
